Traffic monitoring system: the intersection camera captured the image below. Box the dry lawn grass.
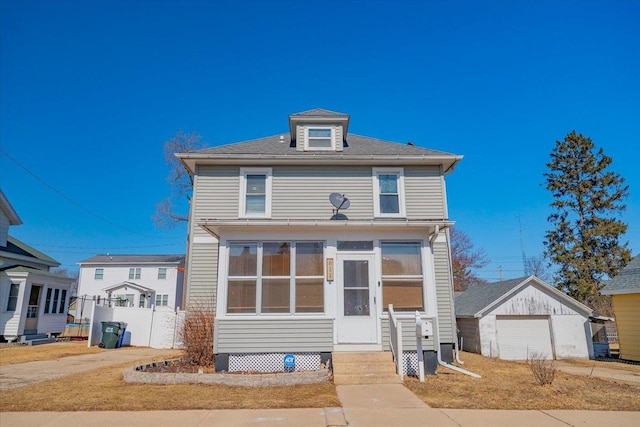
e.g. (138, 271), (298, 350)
(1, 359), (340, 411)
(406, 352), (640, 410)
(0, 341), (104, 366)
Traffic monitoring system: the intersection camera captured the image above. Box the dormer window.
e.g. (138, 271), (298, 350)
(305, 127), (335, 151)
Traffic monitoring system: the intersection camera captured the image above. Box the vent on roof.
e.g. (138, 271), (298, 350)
(407, 141), (415, 146)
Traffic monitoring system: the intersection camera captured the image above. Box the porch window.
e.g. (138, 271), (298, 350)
(52, 289), (60, 314)
(59, 290), (67, 314)
(44, 288), (52, 313)
(227, 241), (324, 314)
(262, 242), (290, 313)
(227, 243), (258, 313)
(95, 268), (104, 280)
(129, 267), (141, 280)
(381, 241), (423, 311)
(7, 283), (19, 311)
(295, 242), (324, 313)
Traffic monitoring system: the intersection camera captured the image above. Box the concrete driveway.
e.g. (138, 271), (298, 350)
(0, 347), (178, 391)
(554, 360), (640, 385)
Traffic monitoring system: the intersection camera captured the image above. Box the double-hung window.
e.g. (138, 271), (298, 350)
(305, 127), (335, 150)
(94, 268), (104, 280)
(381, 241), (424, 311)
(239, 168), (272, 218)
(227, 241), (324, 314)
(157, 268), (167, 279)
(373, 168), (405, 217)
(7, 283), (19, 311)
(129, 267), (141, 280)
(155, 294), (169, 306)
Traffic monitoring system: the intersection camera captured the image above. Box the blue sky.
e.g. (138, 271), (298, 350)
(1, 0), (638, 280)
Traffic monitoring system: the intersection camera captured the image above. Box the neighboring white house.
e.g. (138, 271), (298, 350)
(176, 108), (463, 374)
(455, 276), (595, 360)
(76, 254), (185, 314)
(0, 189), (74, 342)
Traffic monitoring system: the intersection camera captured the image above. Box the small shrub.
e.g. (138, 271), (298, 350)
(180, 302), (215, 366)
(527, 352), (556, 386)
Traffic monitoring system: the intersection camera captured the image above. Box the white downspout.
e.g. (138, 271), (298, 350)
(433, 316), (481, 378)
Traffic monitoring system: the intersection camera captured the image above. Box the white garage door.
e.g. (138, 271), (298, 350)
(496, 316), (553, 360)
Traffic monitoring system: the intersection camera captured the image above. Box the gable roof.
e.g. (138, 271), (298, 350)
(1, 236), (59, 267)
(3, 266), (73, 282)
(601, 255), (640, 295)
(289, 108), (349, 118)
(78, 254), (185, 265)
(102, 281), (155, 294)
(455, 276), (593, 318)
(0, 189), (22, 226)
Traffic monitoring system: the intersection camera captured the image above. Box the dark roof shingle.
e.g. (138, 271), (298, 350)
(601, 255), (640, 294)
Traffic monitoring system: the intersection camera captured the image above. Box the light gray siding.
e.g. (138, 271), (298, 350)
(404, 166), (445, 219)
(0, 209), (9, 246)
(186, 230), (218, 308)
(271, 166), (373, 220)
(456, 317), (481, 353)
(194, 166), (240, 220)
(434, 240), (455, 343)
(214, 318), (334, 353)
(381, 317), (436, 351)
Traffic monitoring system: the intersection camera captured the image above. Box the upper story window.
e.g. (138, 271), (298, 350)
(239, 168), (272, 218)
(305, 127), (335, 150)
(94, 268), (104, 280)
(129, 267), (141, 280)
(157, 267), (167, 279)
(373, 167), (406, 217)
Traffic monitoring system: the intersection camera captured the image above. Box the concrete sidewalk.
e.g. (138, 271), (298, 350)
(1, 408), (638, 426)
(0, 347), (177, 391)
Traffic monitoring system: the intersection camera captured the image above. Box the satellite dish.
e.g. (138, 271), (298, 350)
(329, 193), (350, 210)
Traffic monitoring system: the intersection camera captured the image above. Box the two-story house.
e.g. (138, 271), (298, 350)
(177, 109), (462, 374)
(76, 254), (185, 312)
(1, 189), (74, 343)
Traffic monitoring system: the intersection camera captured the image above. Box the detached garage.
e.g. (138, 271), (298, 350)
(455, 276), (594, 360)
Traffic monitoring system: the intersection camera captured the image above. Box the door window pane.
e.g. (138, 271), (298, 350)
(262, 278), (290, 313)
(344, 289), (370, 316)
(229, 244), (258, 276)
(227, 280), (256, 313)
(262, 242), (290, 276)
(344, 260), (369, 288)
(296, 278), (323, 313)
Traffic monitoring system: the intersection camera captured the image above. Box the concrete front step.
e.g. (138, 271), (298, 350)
(334, 372), (402, 385)
(332, 352), (401, 385)
(27, 337), (55, 346)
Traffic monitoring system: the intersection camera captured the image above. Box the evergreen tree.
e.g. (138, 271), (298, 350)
(544, 131), (631, 302)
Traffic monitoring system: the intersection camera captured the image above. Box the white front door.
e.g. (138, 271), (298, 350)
(337, 254), (377, 343)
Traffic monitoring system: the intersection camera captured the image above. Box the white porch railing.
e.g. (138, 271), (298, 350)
(388, 304), (404, 383)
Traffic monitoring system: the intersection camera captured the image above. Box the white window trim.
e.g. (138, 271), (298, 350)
(372, 167), (406, 218)
(304, 126), (336, 151)
(224, 240), (326, 316)
(239, 167), (272, 218)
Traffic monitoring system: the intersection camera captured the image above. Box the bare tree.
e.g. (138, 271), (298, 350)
(450, 227), (489, 292)
(526, 255), (550, 282)
(154, 130), (206, 228)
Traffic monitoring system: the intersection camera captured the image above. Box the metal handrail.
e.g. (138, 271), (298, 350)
(388, 304), (404, 383)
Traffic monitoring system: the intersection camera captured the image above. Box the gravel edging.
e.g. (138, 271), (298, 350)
(124, 361), (330, 387)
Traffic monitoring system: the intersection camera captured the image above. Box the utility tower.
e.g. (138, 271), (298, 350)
(516, 215), (529, 276)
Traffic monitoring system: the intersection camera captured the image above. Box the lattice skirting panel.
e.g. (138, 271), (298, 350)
(402, 351), (419, 375)
(228, 353), (321, 373)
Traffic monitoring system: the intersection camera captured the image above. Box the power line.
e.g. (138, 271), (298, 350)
(1, 148), (180, 239)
